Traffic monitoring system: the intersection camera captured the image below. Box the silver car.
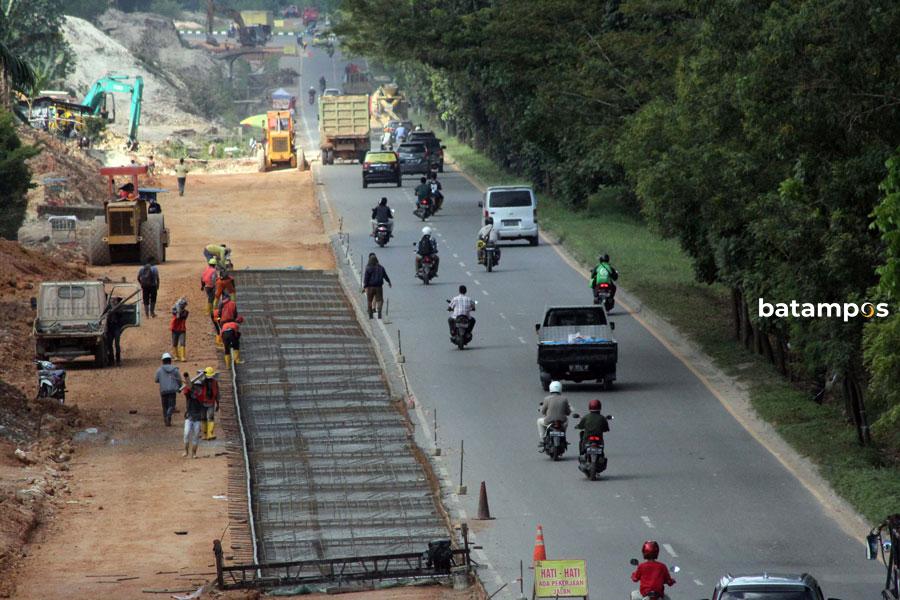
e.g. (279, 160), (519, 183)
(707, 573), (841, 600)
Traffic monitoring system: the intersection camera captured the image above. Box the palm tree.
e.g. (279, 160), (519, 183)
(0, 38), (34, 105)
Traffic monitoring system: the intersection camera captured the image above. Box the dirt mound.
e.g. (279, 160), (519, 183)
(62, 15), (214, 142)
(0, 239), (86, 395)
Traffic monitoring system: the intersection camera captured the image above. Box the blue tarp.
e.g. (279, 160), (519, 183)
(271, 87), (292, 100)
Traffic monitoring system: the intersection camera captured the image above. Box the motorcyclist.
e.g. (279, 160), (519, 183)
(447, 284), (476, 336)
(319, 76), (326, 93)
(308, 86), (317, 104)
(371, 197), (393, 237)
(590, 253), (619, 298)
(575, 399), (610, 455)
(415, 226), (439, 277)
(537, 381), (571, 451)
(630, 541), (676, 600)
(477, 217), (500, 265)
(427, 172), (443, 210)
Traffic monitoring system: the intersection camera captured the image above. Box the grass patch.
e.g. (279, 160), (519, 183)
(424, 114), (900, 524)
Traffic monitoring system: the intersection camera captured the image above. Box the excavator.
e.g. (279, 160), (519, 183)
(82, 74), (143, 150)
(206, 0), (270, 47)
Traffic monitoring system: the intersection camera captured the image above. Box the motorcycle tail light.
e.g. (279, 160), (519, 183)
(588, 435), (601, 441)
(599, 283), (609, 288)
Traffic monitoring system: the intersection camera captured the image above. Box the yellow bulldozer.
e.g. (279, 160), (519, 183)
(262, 110), (298, 171)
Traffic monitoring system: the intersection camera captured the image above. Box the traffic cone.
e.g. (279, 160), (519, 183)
(532, 524), (547, 563)
(475, 481), (494, 520)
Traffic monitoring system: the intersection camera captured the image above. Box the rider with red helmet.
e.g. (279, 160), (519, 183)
(574, 399), (609, 455)
(631, 541), (676, 599)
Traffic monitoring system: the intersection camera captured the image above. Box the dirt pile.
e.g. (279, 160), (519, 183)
(0, 239), (87, 395)
(62, 15), (216, 142)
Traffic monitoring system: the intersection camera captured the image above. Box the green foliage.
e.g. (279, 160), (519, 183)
(0, 0), (72, 82)
(63, 0), (108, 21)
(185, 69), (237, 124)
(0, 110), (39, 239)
(149, 0), (182, 19)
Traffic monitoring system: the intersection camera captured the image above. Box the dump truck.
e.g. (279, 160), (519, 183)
(534, 305), (618, 390)
(88, 165), (169, 265)
(371, 83), (409, 129)
(319, 95), (371, 164)
(33, 280), (141, 367)
(263, 110), (298, 170)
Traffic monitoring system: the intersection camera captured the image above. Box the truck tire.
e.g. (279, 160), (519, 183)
(88, 218), (111, 266)
(140, 215), (165, 264)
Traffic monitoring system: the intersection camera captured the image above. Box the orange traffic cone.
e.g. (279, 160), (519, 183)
(533, 524), (547, 563)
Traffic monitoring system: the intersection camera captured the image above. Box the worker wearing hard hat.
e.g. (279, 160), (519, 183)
(200, 258), (218, 315)
(198, 367), (220, 441)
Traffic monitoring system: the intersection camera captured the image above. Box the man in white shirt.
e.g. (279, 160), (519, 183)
(477, 217), (500, 265)
(447, 285), (476, 337)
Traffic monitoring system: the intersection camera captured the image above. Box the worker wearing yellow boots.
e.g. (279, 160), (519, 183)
(198, 367), (220, 441)
(201, 258), (218, 316)
(170, 297), (189, 362)
(221, 316), (244, 369)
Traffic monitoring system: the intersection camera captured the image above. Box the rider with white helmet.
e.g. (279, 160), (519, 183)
(415, 226), (439, 277)
(537, 381), (571, 450)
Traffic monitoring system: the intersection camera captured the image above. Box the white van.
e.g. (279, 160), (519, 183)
(480, 185), (539, 246)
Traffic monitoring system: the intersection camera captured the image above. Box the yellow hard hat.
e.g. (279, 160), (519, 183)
(204, 367), (217, 377)
(208, 257), (217, 265)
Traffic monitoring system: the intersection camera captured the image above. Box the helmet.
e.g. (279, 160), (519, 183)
(208, 258), (217, 265)
(204, 367), (217, 377)
(161, 352), (172, 361)
(642, 540), (659, 560)
(600, 253), (610, 263)
(548, 381), (562, 394)
(588, 399), (601, 412)
(422, 226), (432, 236)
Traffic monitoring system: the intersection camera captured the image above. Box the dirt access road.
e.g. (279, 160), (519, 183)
(9, 169), (333, 599)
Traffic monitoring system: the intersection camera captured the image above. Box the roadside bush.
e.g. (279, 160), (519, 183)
(0, 112), (39, 239)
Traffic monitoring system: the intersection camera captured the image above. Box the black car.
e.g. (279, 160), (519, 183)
(397, 143), (430, 175)
(407, 131), (446, 172)
(362, 151), (401, 188)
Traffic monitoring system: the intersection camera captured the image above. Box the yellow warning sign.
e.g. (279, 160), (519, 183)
(534, 559), (588, 598)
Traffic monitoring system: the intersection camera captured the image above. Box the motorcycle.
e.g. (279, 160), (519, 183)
(541, 413), (578, 461)
(428, 182), (443, 212)
(627, 559), (680, 600)
(413, 197), (433, 221)
(482, 242), (499, 272)
(593, 282), (615, 311)
(449, 314), (472, 350)
(578, 415), (613, 480)
(35, 359), (66, 404)
(417, 254), (437, 285)
(374, 222), (392, 247)
(308, 90), (316, 105)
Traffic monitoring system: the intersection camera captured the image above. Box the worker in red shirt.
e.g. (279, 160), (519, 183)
(198, 367), (220, 441)
(221, 316), (244, 369)
(631, 541), (675, 599)
(200, 258), (217, 315)
(215, 292), (238, 349)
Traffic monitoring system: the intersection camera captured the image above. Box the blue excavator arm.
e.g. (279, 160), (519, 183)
(82, 75), (144, 148)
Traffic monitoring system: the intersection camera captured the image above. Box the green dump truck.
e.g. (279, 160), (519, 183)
(318, 95), (371, 165)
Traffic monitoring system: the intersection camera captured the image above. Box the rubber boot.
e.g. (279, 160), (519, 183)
(200, 421), (209, 440)
(224, 353), (232, 369)
(205, 302), (212, 316)
(215, 335), (224, 349)
(233, 349), (243, 364)
(207, 422), (216, 440)
(177, 345), (186, 362)
(171, 347), (180, 362)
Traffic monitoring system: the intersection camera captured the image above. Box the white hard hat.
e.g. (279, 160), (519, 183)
(422, 226), (432, 236)
(549, 381), (563, 394)
(161, 352), (172, 360)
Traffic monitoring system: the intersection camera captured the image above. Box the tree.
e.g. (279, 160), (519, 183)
(0, 109), (39, 239)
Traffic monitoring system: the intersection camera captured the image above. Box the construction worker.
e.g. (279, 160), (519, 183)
(175, 158), (189, 196)
(154, 352), (180, 427)
(214, 267), (236, 306)
(203, 243), (230, 265)
(201, 258), (218, 315)
(170, 297), (189, 362)
(137, 258), (160, 318)
(181, 371), (203, 458)
(198, 367), (220, 441)
(215, 292), (239, 349)
(221, 316), (244, 369)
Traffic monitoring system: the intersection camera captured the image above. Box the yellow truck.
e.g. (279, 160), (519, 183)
(319, 95), (371, 164)
(263, 110), (297, 170)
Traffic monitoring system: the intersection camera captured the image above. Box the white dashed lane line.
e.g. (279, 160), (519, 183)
(459, 262), (466, 268)
(641, 516), (655, 529)
(499, 313), (507, 320)
(465, 271), (472, 277)
(482, 290), (490, 296)
(663, 543), (678, 558)
(694, 579), (704, 586)
(453, 253), (459, 258)
(518, 336), (527, 345)
(473, 279), (481, 286)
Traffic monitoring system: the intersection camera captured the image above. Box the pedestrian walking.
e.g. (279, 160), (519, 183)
(106, 298), (125, 366)
(155, 353), (180, 426)
(175, 158), (189, 196)
(198, 367), (220, 441)
(363, 253), (391, 319)
(170, 297), (189, 362)
(201, 258), (218, 316)
(221, 317), (244, 369)
(137, 259), (160, 318)
(147, 155), (156, 176)
(181, 372), (203, 458)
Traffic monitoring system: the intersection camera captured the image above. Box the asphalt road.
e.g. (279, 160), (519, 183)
(232, 36), (884, 599)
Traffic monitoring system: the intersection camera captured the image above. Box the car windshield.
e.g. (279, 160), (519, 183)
(398, 144), (426, 153)
(366, 153), (396, 162)
(489, 190), (532, 207)
(720, 590), (814, 600)
(544, 309), (607, 327)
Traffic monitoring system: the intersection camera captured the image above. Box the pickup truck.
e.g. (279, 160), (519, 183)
(33, 281), (141, 367)
(535, 305), (618, 390)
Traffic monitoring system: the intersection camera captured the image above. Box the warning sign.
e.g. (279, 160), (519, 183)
(534, 559), (588, 598)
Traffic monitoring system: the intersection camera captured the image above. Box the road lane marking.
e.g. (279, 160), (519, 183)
(473, 279), (481, 285)
(518, 336), (527, 345)
(641, 516), (655, 529)
(499, 312), (507, 320)
(663, 543), (678, 557)
(482, 290), (489, 296)
(694, 579), (704, 586)
(453, 253), (459, 258)
(459, 261), (466, 267)
(465, 271), (472, 277)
